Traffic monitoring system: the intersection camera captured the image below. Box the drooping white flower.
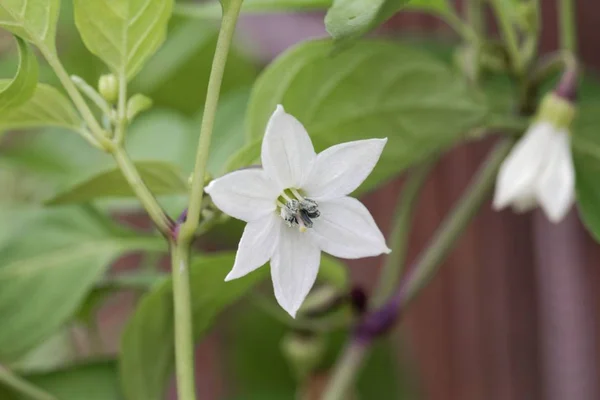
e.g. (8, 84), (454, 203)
(493, 93), (576, 223)
(205, 105), (390, 317)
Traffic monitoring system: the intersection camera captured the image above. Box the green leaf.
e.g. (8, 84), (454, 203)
(246, 39), (487, 194)
(0, 0), (60, 51)
(324, 0), (407, 41)
(573, 101), (600, 242)
(0, 83), (81, 134)
(45, 161), (188, 205)
(73, 0), (174, 80)
(0, 206), (164, 362)
(174, 0), (331, 19)
(10, 330), (77, 374)
(0, 360), (121, 400)
(3, 110), (195, 210)
(0, 36), (38, 112)
(119, 252), (267, 400)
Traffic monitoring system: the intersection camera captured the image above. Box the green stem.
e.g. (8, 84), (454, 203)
(490, 0), (524, 75)
(443, 9), (479, 44)
(322, 342), (367, 400)
(401, 139), (514, 304)
(42, 51), (109, 149)
(170, 242), (196, 400)
(111, 146), (172, 236)
(0, 366), (56, 400)
(70, 75), (112, 117)
(465, 0), (483, 82)
(529, 51), (577, 90)
(558, 0), (577, 53)
(371, 161), (435, 308)
(114, 72), (128, 144)
(179, 0), (245, 242)
(467, 0), (483, 35)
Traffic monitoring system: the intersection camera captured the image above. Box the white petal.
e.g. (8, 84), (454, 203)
(205, 169), (279, 222)
(302, 138), (387, 201)
(309, 196), (391, 259)
(271, 227), (321, 318)
(225, 214), (282, 281)
(535, 130), (575, 223)
(493, 122), (555, 210)
(261, 105), (316, 190)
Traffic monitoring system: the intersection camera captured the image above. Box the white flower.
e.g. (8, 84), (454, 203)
(493, 121), (575, 222)
(205, 105), (390, 317)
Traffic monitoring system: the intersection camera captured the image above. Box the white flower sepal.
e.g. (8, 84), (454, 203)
(493, 120), (575, 223)
(205, 105), (391, 317)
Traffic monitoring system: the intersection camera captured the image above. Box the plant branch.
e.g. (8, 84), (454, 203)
(179, 0), (245, 243)
(42, 51), (110, 149)
(322, 139), (515, 400)
(529, 51), (577, 90)
(490, 0), (523, 75)
(111, 146), (173, 236)
(0, 366), (56, 400)
(442, 9), (479, 44)
(558, 0), (577, 53)
(465, 0), (484, 82)
(114, 72), (128, 144)
(371, 161), (435, 308)
(168, 2), (245, 400)
(322, 342), (367, 400)
(170, 242), (196, 400)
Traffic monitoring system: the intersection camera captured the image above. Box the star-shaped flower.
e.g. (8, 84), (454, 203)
(205, 105), (390, 317)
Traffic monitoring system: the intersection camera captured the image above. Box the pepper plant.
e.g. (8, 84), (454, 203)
(0, 0), (595, 399)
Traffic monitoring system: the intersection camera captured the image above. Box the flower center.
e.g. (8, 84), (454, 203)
(276, 188), (320, 232)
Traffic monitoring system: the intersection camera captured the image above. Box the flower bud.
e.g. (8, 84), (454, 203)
(126, 94), (152, 122)
(98, 74), (118, 104)
(281, 332), (325, 380)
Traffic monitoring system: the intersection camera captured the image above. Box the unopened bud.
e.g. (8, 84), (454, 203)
(126, 94), (152, 122)
(98, 74), (118, 104)
(281, 332), (325, 380)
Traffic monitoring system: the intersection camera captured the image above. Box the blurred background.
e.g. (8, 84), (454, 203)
(1, 1), (600, 399)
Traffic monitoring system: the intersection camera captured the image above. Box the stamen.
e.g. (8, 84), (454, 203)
(280, 191), (293, 202)
(276, 191), (320, 232)
(290, 188), (305, 201)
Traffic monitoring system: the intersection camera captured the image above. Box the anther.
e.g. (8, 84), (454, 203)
(278, 196), (320, 232)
